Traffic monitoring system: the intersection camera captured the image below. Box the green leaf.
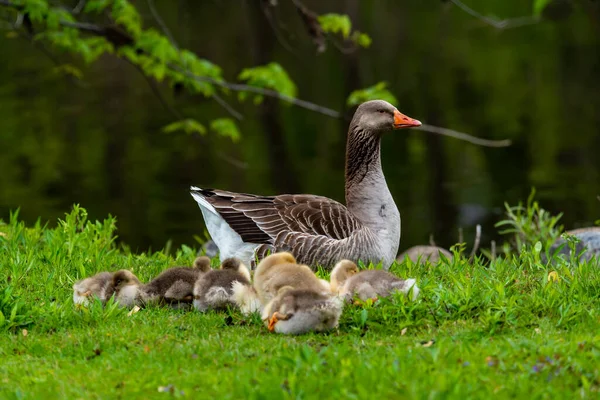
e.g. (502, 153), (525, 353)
(52, 64), (83, 79)
(347, 82), (398, 107)
(136, 29), (179, 63)
(84, 0), (112, 14)
(238, 62), (297, 101)
(318, 13), (352, 38)
(112, 0), (142, 38)
(351, 31), (372, 48)
(533, 0), (552, 16)
(162, 119), (206, 136)
(210, 118), (241, 142)
(23, 0), (49, 23)
(46, 8), (75, 30)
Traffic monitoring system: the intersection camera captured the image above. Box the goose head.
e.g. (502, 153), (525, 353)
(352, 100), (421, 133)
(193, 256), (212, 272)
(330, 260), (359, 293)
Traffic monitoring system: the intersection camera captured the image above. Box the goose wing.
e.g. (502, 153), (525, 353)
(191, 188), (363, 244)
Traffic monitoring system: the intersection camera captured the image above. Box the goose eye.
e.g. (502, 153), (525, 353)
(378, 110), (385, 114)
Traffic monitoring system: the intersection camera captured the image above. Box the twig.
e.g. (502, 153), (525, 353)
(490, 240), (496, 261)
(261, 1), (298, 55)
(328, 35), (359, 54)
(0, 0), (515, 147)
(129, 61), (248, 170)
(429, 234), (436, 247)
(416, 124), (512, 147)
(469, 224), (481, 261)
(13, 28), (87, 88)
(212, 93), (244, 121)
(169, 62), (341, 117)
(458, 227), (464, 244)
(129, 60), (183, 120)
(72, 0), (87, 14)
(450, 0), (540, 30)
(13, 11), (22, 27)
(145, 0), (243, 121)
(216, 151), (248, 170)
(146, 0), (177, 49)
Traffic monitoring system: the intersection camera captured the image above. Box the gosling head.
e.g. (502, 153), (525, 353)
(330, 260), (359, 292)
(220, 257), (251, 282)
(193, 256), (212, 273)
(112, 270), (141, 308)
(256, 252), (297, 272)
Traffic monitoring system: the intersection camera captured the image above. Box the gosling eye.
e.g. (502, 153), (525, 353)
(378, 109), (385, 114)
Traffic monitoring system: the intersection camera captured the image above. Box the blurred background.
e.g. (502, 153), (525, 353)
(0, 0), (598, 253)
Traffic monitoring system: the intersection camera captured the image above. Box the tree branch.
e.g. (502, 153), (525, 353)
(145, 0), (243, 121)
(450, 0), (540, 29)
(0, 0), (513, 148)
(146, 0), (177, 49)
(416, 124), (512, 147)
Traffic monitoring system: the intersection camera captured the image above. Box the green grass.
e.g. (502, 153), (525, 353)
(1, 205), (600, 399)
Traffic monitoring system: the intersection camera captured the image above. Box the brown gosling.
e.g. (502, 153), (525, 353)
(261, 286), (342, 335)
(72, 271), (116, 306)
(193, 257), (252, 312)
(330, 260), (419, 302)
(253, 252), (330, 306)
(113, 256), (212, 309)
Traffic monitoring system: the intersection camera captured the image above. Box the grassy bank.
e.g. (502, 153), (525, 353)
(1, 206), (599, 399)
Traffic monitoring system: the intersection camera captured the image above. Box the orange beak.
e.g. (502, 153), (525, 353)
(393, 110), (421, 129)
(267, 314), (278, 332)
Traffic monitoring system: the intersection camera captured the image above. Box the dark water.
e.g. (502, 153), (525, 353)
(0, 1), (599, 253)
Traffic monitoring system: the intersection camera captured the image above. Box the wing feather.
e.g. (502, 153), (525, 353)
(191, 188), (362, 247)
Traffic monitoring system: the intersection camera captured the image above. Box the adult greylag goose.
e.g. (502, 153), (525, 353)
(190, 100), (421, 270)
(548, 227), (600, 262)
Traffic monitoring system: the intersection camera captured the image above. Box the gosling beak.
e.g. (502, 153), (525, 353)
(267, 312), (290, 332)
(393, 110), (421, 129)
(267, 314), (278, 332)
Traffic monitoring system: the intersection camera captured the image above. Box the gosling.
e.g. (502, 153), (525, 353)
(262, 286), (343, 335)
(253, 252), (330, 305)
(193, 257), (253, 312)
(330, 260), (420, 302)
(72, 271), (116, 306)
(113, 256), (212, 308)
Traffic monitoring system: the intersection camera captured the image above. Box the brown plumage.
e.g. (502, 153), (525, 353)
(330, 260), (419, 302)
(261, 286), (343, 335)
(193, 257), (252, 312)
(252, 252), (331, 305)
(191, 100), (422, 270)
(112, 256), (211, 308)
(73, 272), (116, 305)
